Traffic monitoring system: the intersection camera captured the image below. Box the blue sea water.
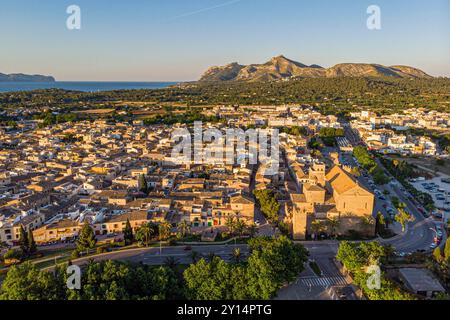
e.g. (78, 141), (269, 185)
(0, 81), (178, 93)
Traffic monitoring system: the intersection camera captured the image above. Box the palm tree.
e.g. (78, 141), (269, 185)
(158, 222), (172, 241)
(326, 217), (341, 238)
(246, 224), (258, 237)
(164, 256), (180, 270)
(225, 216), (236, 235)
(136, 223), (153, 247)
(206, 252), (217, 263)
(310, 220), (326, 239)
(231, 247), (242, 264)
(235, 219), (246, 238)
(177, 220), (191, 239)
(359, 216), (376, 235)
(189, 250), (200, 264)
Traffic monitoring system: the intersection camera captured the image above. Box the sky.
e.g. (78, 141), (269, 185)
(0, 0), (449, 81)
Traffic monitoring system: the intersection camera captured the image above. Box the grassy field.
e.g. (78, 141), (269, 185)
(387, 155), (450, 176)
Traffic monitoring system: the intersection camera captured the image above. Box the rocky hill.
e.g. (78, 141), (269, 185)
(0, 73), (55, 82)
(199, 55), (432, 82)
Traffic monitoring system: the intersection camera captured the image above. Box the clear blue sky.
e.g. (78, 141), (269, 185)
(0, 0), (449, 81)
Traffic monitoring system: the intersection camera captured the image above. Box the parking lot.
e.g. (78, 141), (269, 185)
(411, 175), (450, 221)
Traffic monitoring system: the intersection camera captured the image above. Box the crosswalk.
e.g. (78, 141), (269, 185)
(299, 276), (348, 287)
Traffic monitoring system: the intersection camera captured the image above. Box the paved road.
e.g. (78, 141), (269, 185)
(343, 123), (437, 253)
(43, 241), (339, 271)
(374, 157), (438, 253)
(276, 242), (353, 300)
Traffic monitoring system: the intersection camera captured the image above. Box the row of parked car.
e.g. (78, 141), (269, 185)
(430, 226), (445, 250)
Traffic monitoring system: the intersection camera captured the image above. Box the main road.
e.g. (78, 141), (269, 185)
(343, 123), (438, 253)
(43, 241), (338, 271)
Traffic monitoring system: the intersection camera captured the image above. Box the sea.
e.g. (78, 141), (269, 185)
(0, 81), (178, 93)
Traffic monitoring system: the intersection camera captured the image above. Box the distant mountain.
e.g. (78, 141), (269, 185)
(199, 55), (432, 82)
(0, 73), (55, 82)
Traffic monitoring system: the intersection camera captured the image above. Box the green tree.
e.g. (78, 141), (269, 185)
(336, 241), (414, 300)
(184, 257), (236, 300)
(326, 217), (341, 238)
(177, 220), (191, 239)
(76, 221), (97, 253)
(164, 256), (180, 271)
(225, 216), (237, 235)
(310, 220), (327, 238)
(135, 223), (154, 247)
(444, 238), (450, 262)
(375, 212), (386, 234)
(0, 262), (62, 300)
(395, 208), (415, 232)
(246, 224), (258, 237)
(231, 247), (242, 264)
(27, 229), (37, 255)
(18, 225), (28, 255)
(123, 219), (133, 245)
(433, 247), (444, 263)
(158, 222), (172, 241)
(189, 250), (201, 264)
(138, 174), (148, 193)
(253, 190), (280, 223)
(235, 219), (246, 238)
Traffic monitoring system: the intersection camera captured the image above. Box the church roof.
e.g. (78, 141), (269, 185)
(326, 165), (372, 195)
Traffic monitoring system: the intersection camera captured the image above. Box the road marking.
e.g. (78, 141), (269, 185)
(299, 276), (347, 287)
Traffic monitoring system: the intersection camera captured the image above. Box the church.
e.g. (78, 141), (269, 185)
(290, 163), (375, 240)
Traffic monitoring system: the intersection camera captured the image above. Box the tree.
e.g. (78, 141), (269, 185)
(375, 212), (386, 234)
(183, 257), (235, 300)
(135, 223), (154, 247)
(206, 253), (217, 263)
(395, 208), (415, 232)
(164, 256), (180, 271)
(225, 216), (237, 235)
(77, 221), (96, 253)
(253, 190), (280, 223)
(246, 236), (308, 299)
(246, 224), (258, 237)
(235, 219), (246, 238)
(359, 216), (375, 235)
(123, 219), (133, 245)
(18, 225), (28, 255)
(310, 220), (326, 238)
(177, 220), (191, 239)
(336, 241), (414, 300)
(326, 217), (341, 238)
(27, 229), (37, 255)
(138, 174), (148, 193)
(231, 247), (242, 264)
(158, 222), (172, 241)
(444, 238), (450, 262)
(0, 262), (62, 300)
(433, 247), (444, 263)
(188, 251), (201, 264)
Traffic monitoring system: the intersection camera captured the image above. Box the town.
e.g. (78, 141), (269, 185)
(0, 103), (449, 300)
